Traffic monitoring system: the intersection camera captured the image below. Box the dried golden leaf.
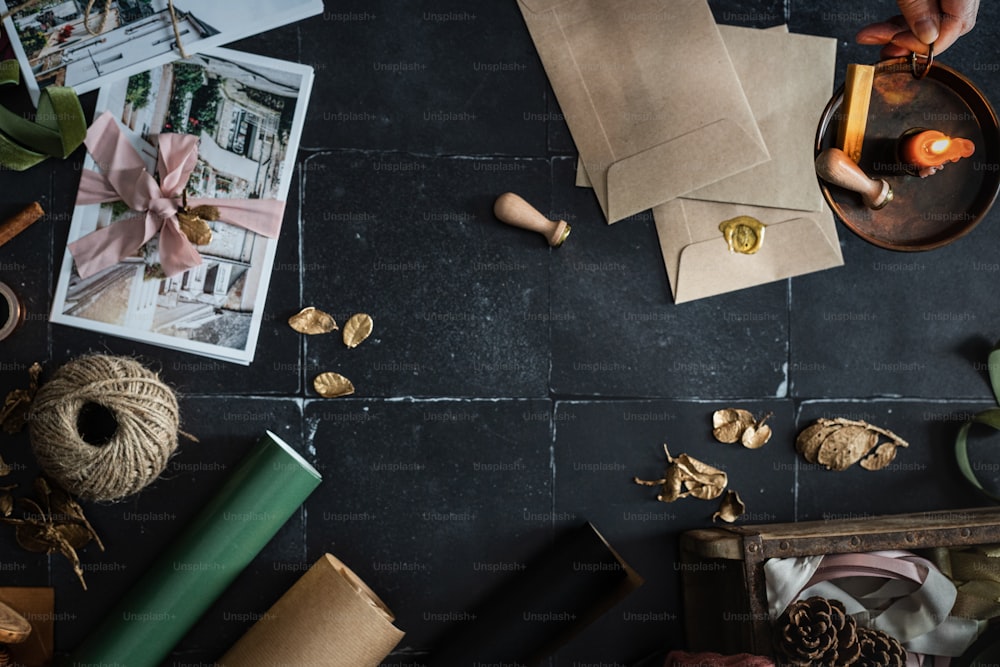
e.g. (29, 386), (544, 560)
(742, 422), (772, 449)
(176, 210), (213, 245)
(860, 442), (898, 471)
(14, 523), (52, 553)
(712, 408), (754, 443)
(816, 425), (878, 471)
(713, 409), (772, 449)
(684, 478), (726, 501)
(313, 372), (356, 398)
(635, 444), (727, 502)
(0, 363), (42, 434)
(0, 388), (31, 434)
(0, 455), (9, 477)
(0, 494), (12, 517)
(343, 313), (374, 348)
(288, 307), (338, 335)
(797, 417), (909, 472)
(673, 454), (727, 500)
(2, 480), (102, 589)
(713, 489), (746, 523)
(49, 483), (104, 551)
(795, 420), (839, 463)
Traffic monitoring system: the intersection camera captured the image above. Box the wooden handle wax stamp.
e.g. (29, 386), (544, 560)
(494, 192), (570, 247)
(815, 148), (893, 210)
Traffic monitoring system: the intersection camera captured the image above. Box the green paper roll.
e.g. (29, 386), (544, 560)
(67, 430), (322, 667)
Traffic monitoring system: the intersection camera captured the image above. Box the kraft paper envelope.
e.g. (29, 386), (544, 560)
(654, 198), (843, 303)
(518, 0), (769, 223)
(682, 26), (836, 211)
(579, 25), (836, 212)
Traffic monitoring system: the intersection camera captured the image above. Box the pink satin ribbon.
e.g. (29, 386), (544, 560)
(68, 111), (286, 278)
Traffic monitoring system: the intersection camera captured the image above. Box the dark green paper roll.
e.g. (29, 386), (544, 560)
(68, 430), (322, 667)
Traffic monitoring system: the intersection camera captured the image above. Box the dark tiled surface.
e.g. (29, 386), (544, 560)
(1, 1), (1000, 665)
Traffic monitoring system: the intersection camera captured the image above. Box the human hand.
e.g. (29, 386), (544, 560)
(855, 0), (979, 56)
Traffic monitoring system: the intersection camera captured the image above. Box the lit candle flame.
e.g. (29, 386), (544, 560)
(929, 138), (951, 154)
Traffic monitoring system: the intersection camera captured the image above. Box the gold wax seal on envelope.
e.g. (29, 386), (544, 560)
(719, 216), (765, 254)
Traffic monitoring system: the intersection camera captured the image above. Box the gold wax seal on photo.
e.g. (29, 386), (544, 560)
(719, 216), (765, 254)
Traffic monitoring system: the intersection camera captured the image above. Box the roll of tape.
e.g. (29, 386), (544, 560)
(0, 282), (23, 342)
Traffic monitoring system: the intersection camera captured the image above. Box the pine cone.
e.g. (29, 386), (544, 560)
(774, 596), (860, 666)
(0, 644), (11, 667)
(854, 626), (906, 667)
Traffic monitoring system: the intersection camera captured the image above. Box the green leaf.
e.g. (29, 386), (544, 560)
(990, 342), (1000, 406)
(956, 408), (1000, 503)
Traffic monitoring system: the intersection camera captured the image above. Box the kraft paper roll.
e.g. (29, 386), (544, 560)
(67, 430), (322, 667)
(218, 553), (405, 666)
(428, 522), (643, 666)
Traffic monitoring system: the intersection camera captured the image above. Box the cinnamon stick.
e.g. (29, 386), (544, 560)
(0, 202), (45, 248)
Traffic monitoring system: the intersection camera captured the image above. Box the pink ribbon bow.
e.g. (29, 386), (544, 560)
(68, 111), (285, 278)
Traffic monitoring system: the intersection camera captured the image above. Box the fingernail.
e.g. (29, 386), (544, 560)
(913, 17), (939, 44)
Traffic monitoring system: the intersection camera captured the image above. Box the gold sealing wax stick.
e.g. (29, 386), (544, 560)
(493, 192), (570, 247)
(837, 63), (875, 164)
(0, 202), (45, 249)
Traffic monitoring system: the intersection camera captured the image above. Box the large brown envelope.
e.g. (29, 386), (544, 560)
(578, 25), (836, 212)
(518, 0), (769, 223)
(653, 198), (843, 304)
(682, 26), (836, 211)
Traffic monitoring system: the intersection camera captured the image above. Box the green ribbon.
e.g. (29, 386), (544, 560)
(0, 59), (86, 171)
(956, 343), (1000, 502)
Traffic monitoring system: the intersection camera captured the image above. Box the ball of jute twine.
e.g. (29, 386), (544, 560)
(28, 355), (180, 502)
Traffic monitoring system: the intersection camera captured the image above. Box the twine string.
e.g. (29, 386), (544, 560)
(28, 355), (182, 503)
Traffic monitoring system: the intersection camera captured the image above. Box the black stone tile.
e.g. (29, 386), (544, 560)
(298, 2), (547, 156)
(544, 81), (575, 156)
(301, 152), (551, 398)
(49, 397), (306, 660)
(549, 158), (790, 398)
(794, 400), (991, 522)
(551, 399), (796, 663)
(303, 398), (553, 658)
(790, 229), (1000, 399)
(223, 18), (301, 64)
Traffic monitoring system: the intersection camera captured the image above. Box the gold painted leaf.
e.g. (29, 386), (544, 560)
(816, 425), (878, 471)
(712, 408), (754, 443)
(742, 421), (772, 449)
(343, 313), (374, 348)
(796, 417), (909, 471)
(635, 444), (727, 503)
(713, 409), (772, 448)
(176, 211), (213, 245)
(313, 372), (356, 398)
(48, 483), (103, 550)
(713, 489), (746, 523)
(860, 442), (898, 471)
(795, 420), (838, 463)
(288, 307), (338, 335)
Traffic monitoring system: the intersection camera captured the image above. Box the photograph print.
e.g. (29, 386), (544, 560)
(50, 47), (313, 364)
(0, 0), (321, 103)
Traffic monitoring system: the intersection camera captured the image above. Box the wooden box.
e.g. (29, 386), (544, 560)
(678, 507), (1000, 656)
